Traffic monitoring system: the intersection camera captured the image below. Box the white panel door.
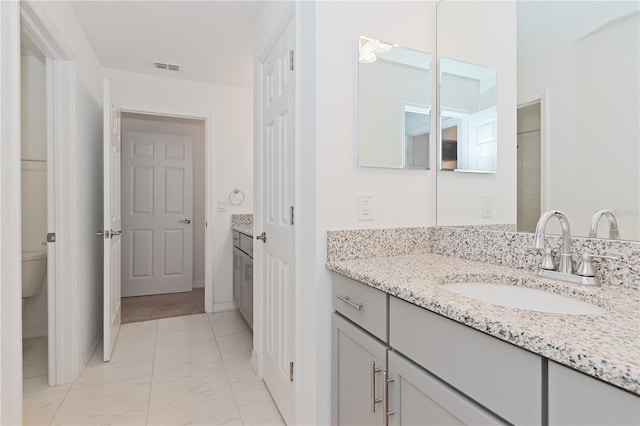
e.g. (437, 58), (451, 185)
(260, 18), (296, 425)
(121, 131), (193, 297)
(103, 80), (122, 362)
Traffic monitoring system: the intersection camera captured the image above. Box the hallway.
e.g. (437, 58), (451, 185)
(23, 311), (284, 425)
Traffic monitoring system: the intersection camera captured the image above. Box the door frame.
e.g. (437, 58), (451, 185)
(119, 108), (213, 311)
(20, 0), (79, 386)
(1, 2), (24, 422)
(1, 0), (77, 421)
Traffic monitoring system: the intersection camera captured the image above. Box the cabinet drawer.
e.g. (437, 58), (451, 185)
(548, 361), (640, 425)
(390, 297), (541, 425)
(233, 230), (240, 248)
(332, 274), (387, 342)
(239, 232), (253, 257)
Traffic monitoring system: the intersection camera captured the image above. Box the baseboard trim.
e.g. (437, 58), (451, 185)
(213, 302), (236, 313)
(193, 281), (204, 288)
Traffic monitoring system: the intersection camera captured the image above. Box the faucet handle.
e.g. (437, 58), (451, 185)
(539, 247), (556, 270)
(530, 247), (556, 270)
(577, 253), (618, 277)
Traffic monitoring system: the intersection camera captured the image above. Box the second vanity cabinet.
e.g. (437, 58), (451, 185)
(548, 361), (640, 425)
(233, 230), (253, 328)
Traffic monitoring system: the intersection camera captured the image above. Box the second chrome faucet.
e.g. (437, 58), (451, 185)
(532, 210), (617, 286)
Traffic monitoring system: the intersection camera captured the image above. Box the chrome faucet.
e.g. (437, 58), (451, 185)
(532, 210), (616, 286)
(533, 210), (573, 274)
(589, 209), (620, 239)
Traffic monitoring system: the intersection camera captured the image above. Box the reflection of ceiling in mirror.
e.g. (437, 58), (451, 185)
(377, 48), (431, 70)
(517, 1), (639, 63)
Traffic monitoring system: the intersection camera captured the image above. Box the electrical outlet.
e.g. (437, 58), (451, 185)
(481, 195), (493, 218)
(218, 200), (226, 212)
(358, 193), (374, 221)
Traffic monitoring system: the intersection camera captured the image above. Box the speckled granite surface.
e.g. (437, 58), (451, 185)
(432, 227), (640, 290)
(327, 253), (640, 395)
(327, 227), (432, 262)
(231, 214), (252, 236)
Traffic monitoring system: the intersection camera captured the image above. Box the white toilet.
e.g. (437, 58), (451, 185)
(22, 251), (46, 300)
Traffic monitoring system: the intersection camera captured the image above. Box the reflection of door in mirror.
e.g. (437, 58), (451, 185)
(403, 105), (430, 169)
(441, 120), (459, 170)
(517, 102), (541, 233)
(439, 57), (497, 173)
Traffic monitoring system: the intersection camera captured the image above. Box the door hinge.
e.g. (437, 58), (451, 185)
(46, 232), (56, 243)
(290, 206), (294, 225)
(289, 50), (295, 71)
(289, 361), (294, 382)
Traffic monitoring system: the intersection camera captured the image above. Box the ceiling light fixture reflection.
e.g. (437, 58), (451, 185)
(359, 36), (394, 63)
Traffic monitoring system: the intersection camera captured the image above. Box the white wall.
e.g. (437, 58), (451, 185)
(519, 12), (639, 239)
(121, 113), (206, 288)
(34, 0), (106, 371)
(21, 53), (48, 338)
(21, 55), (47, 161)
(297, 1), (437, 423)
(436, 1), (517, 227)
(106, 69), (253, 311)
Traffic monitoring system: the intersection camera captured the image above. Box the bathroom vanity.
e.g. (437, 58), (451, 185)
(232, 215), (253, 328)
(328, 228), (640, 425)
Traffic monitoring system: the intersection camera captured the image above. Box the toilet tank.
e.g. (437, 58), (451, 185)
(22, 250), (46, 298)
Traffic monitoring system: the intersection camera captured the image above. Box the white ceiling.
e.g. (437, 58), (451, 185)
(70, 1), (264, 89)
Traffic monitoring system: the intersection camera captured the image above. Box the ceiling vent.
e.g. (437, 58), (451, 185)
(153, 61), (181, 72)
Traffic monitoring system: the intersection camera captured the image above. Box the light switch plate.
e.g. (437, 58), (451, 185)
(481, 195), (493, 218)
(218, 200), (226, 212)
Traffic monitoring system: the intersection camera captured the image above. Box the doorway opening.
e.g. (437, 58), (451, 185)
(119, 113), (206, 324)
(20, 25), (50, 396)
(517, 100), (542, 233)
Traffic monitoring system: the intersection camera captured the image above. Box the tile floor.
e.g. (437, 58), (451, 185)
(23, 311), (285, 425)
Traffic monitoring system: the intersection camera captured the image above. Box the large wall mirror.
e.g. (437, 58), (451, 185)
(358, 36), (433, 169)
(436, 1), (640, 241)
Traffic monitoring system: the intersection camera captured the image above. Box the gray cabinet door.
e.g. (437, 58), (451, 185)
(233, 247), (242, 307)
(333, 313), (387, 426)
(387, 351), (504, 426)
(242, 256), (253, 328)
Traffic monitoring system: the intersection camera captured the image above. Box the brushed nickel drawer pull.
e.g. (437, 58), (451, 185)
(371, 361), (382, 412)
(336, 294), (363, 311)
(383, 372), (395, 426)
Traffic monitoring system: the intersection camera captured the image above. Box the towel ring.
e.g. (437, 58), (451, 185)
(228, 188), (245, 205)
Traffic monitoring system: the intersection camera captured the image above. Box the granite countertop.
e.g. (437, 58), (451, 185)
(232, 223), (253, 236)
(231, 213), (253, 236)
(327, 253), (640, 395)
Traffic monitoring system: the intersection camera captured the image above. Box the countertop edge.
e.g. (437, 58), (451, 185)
(232, 225), (253, 237)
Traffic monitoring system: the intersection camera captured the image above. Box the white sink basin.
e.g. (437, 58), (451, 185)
(445, 282), (606, 315)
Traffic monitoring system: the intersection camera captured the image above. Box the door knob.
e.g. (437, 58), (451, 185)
(256, 232), (267, 243)
(179, 219), (191, 224)
(110, 230), (122, 237)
